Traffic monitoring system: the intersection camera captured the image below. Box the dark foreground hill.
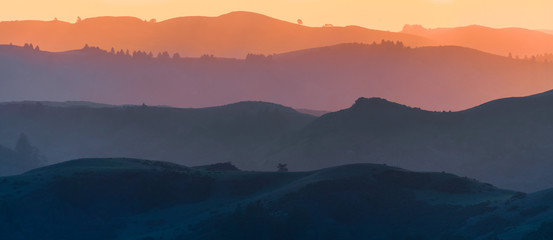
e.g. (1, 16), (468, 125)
(5, 157), (553, 240)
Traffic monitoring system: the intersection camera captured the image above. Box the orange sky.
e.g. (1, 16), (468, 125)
(2, 0), (551, 31)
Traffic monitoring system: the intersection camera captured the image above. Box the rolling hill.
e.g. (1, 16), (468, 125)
(5, 89), (553, 191)
(2, 157), (544, 240)
(0, 100), (315, 176)
(1, 43), (552, 111)
(0, 11), (431, 58)
(268, 90), (553, 191)
(402, 24), (553, 58)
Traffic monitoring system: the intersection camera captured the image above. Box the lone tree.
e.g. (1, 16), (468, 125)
(277, 163), (288, 172)
(15, 134), (34, 158)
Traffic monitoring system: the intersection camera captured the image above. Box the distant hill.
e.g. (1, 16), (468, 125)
(539, 29), (553, 35)
(0, 100), (115, 108)
(0, 100), (315, 170)
(4, 157), (546, 240)
(0, 11), (431, 58)
(1, 43), (552, 111)
(266, 91), (553, 191)
(294, 108), (331, 117)
(7, 89), (553, 191)
(402, 24), (553, 57)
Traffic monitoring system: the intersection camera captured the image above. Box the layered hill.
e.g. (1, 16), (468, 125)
(1, 43), (552, 111)
(3, 12), (553, 59)
(0, 100), (314, 175)
(0, 11), (431, 58)
(6, 89), (553, 191)
(270, 90), (553, 191)
(2, 157), (543, 240)
(402, 24), (553, 57)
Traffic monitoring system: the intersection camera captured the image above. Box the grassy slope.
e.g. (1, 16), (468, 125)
(1, 158), (539, 240)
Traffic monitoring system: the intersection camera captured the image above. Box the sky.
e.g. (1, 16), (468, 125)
(1, 0), (551, 31)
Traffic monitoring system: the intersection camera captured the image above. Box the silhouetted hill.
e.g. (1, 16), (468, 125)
(1, 43), (552, 111)
(402, 24), (553, 57)
(294, 108), (330, 117)
(7, 90), (553, 191)
(0, 100), (315, 170)
(4, 157), (544, 239)
(0, 11), (431, 58)
(268, 90), (553, 191)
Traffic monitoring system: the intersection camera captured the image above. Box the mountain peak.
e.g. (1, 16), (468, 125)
(347, 97), (424, 116)
(352, 97), (398, 109)
(401, 24), (428, 34)
(217, 11), (278, 21)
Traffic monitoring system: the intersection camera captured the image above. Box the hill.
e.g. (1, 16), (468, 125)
(0, 11), (431, 58)
(2, 157), (543, 240)
(0, 100), (315, 171)
(7, 88), (553, 191)
(266, 90), (553, 191)
(0, 136), (44, 176)
(539, 29), (553, 35)
(402, 24), (553, 58)
(0, 145), (24, 175)
(1, 43), (552, 111)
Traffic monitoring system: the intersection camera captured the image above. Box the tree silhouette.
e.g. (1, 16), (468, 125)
(14, 133), (43, 167)
(15, 134), (34, 158)
(157, 51), (170, 60)
(277, 163), (288, 172)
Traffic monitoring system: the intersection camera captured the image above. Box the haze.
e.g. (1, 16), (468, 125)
(3, 0), (553, 31)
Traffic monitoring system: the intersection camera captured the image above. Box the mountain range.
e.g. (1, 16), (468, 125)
(5, 89), (553, 191)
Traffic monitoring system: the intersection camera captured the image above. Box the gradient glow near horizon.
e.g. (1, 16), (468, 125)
(2, 0), (551, 31)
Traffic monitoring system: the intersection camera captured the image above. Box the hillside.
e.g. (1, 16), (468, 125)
(266, 91), (553, 191)
(0, 100), (315, 171)
(402, 24), (553, 57)
(0, 145), (23, 175)
(1, 43), (552, 111)
(6, 89), (553, 191)
(0, 137), (43, 176)
(0, 11), (431, 58)
(1, 157), (540, 240)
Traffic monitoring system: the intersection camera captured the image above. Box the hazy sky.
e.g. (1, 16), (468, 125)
(2, 0), (551, 31)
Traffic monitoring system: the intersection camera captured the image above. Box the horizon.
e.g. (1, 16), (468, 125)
(2, 11), (552, 33)
(3, 0), (553, 31)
